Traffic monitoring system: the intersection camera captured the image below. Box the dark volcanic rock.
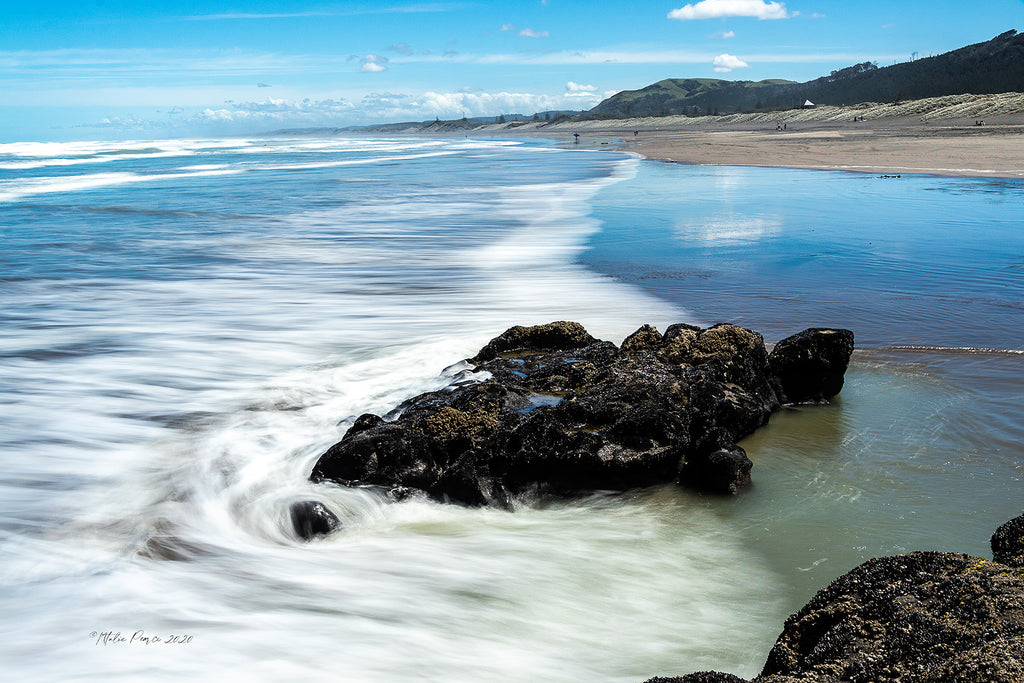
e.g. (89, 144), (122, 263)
(991, 513), (1024, 567)
(759, 551), (1024, 682)
(311, 322), (853, 504)
(654, 515), (1024, 683)
(682, 445), (752, 496)
(471, 320), (598, 362)
(289, 500), (340, 540)
(768, 328), (855, 404)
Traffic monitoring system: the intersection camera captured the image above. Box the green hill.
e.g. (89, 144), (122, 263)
(584, 30), (1024, 119)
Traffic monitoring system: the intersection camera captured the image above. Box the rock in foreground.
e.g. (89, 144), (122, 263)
(646, 513), (1024, 683)
(310, 321), (853, 504)
(289, 500), (340, 540)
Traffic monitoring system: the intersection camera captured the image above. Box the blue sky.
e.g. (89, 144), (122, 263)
(2, 0), (1022, 140)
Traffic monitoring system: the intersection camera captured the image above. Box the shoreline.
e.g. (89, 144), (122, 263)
(589, 118), (1024, 178)
(367, 93), (1024, 179)
(499, 116), (1024, 179)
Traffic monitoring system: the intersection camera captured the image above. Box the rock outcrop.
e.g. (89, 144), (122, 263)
(767, 327), (855, 404)
(310, 321), (853, 505)
(645, 513), (1024, 683)
(289, 500), (340, 540)
(991, 514), (1024, 568)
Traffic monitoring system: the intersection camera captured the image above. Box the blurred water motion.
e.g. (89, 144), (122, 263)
(1, 136), (1021, 681)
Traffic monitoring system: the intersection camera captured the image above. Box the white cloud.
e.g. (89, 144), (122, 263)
(714, 30), (736, 39)
(500, 23), (515, 32)
(416, 89), (597, 118)
(227, 97), (353, 113)
(518, 28), (550, 38)
(75, 86), (604, 136)
(360, 54), (388, 72)
(566, 81), (597, 93)
(77, 97), (356, 133)
(389, 43), (414, 55)
(712, 53), (749, 72)
(668, 0), (792, 21)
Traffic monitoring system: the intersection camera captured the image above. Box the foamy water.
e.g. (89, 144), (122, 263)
(2, 136), (1022, 681)
(2, 136), (744, 682)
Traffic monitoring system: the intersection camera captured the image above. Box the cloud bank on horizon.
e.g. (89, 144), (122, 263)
(0, 0), (1021, 140)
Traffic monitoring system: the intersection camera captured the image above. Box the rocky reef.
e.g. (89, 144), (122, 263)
(646, 513), (1024, 683)
(308, 321), (854, 508)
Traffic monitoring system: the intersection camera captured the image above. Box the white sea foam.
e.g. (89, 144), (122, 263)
(0, 168), (243, 202)
(468, 154), (687, 339)
(0, 139), (516, 202)
(255, 149), (460, 171)
(0, 136), (826, 681)
(0, 150), (185, 170)
(0, 138), (252, 162)
(886, 344), (1024, 356)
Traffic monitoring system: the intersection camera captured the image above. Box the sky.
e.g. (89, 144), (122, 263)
(1, 0), (1022, 140)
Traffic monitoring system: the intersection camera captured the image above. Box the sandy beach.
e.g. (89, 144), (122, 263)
(464, 93), (1024, 178)
(599, 118), (1024, 178)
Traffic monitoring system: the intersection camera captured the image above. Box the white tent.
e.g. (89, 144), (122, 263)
(803, 99), (816, 108)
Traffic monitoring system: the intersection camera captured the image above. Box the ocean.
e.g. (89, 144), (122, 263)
(1, 135), (1021, 681)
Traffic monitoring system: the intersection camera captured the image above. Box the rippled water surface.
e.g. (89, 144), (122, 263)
(1, 137), (1022, 681)
(585, 162), (1024, 348)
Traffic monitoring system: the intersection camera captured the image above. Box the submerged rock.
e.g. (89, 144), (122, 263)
(310, 321), (853, 504)
(647, 515), (1024, 683)
(289, 500), (340, 540)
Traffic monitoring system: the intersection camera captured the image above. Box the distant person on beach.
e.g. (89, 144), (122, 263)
(573, 133), (580, 143)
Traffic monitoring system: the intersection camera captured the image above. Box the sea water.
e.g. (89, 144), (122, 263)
(0, 136), (1021, 681)
(584, 161), (1024, 623)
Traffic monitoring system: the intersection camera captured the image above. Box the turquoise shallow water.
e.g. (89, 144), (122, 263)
(0, 136), (1021, 681)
